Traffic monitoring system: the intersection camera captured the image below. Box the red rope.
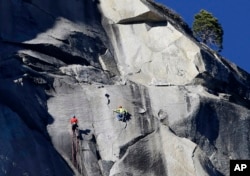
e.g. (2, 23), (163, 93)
(71, 130), (77, 167)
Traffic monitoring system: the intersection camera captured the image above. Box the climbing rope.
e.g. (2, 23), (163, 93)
(71, 132), (76, 167)
(111, 120), (128, 158)
(71, 128), (79, 168)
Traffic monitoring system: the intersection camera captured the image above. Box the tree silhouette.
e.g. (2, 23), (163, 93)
(192, 9), (224, 52)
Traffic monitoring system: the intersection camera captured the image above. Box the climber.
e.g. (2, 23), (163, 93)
(113, 106), (128, 121)
(70, 115), (79, 135)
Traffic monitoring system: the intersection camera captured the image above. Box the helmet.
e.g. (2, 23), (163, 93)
(119, 106), (122, 108)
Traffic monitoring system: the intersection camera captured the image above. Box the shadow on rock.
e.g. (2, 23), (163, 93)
(77, 129), (91, 140)
(120, 113), (132, 123)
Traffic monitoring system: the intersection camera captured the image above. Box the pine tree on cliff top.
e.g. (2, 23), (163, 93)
(192, 9), (224, 52)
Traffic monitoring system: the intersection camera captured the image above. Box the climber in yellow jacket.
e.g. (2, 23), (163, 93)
(113, 106), (128, 121)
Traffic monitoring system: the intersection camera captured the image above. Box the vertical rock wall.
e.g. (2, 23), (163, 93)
(0, 0), (249, 176)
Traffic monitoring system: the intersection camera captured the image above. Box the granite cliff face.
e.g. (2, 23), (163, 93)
(0, 0), (250, 176)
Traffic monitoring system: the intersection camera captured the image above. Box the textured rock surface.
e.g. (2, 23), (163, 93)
(0, 0), (250, 176)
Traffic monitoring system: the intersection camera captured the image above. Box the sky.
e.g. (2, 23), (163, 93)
(156, 0), (250, 73)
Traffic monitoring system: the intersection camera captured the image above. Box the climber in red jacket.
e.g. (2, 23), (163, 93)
(70, 115), (78, 134)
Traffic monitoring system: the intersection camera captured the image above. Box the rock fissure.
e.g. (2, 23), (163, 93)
(3, 40), (91, 66)
(192, 145), (198, 174)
